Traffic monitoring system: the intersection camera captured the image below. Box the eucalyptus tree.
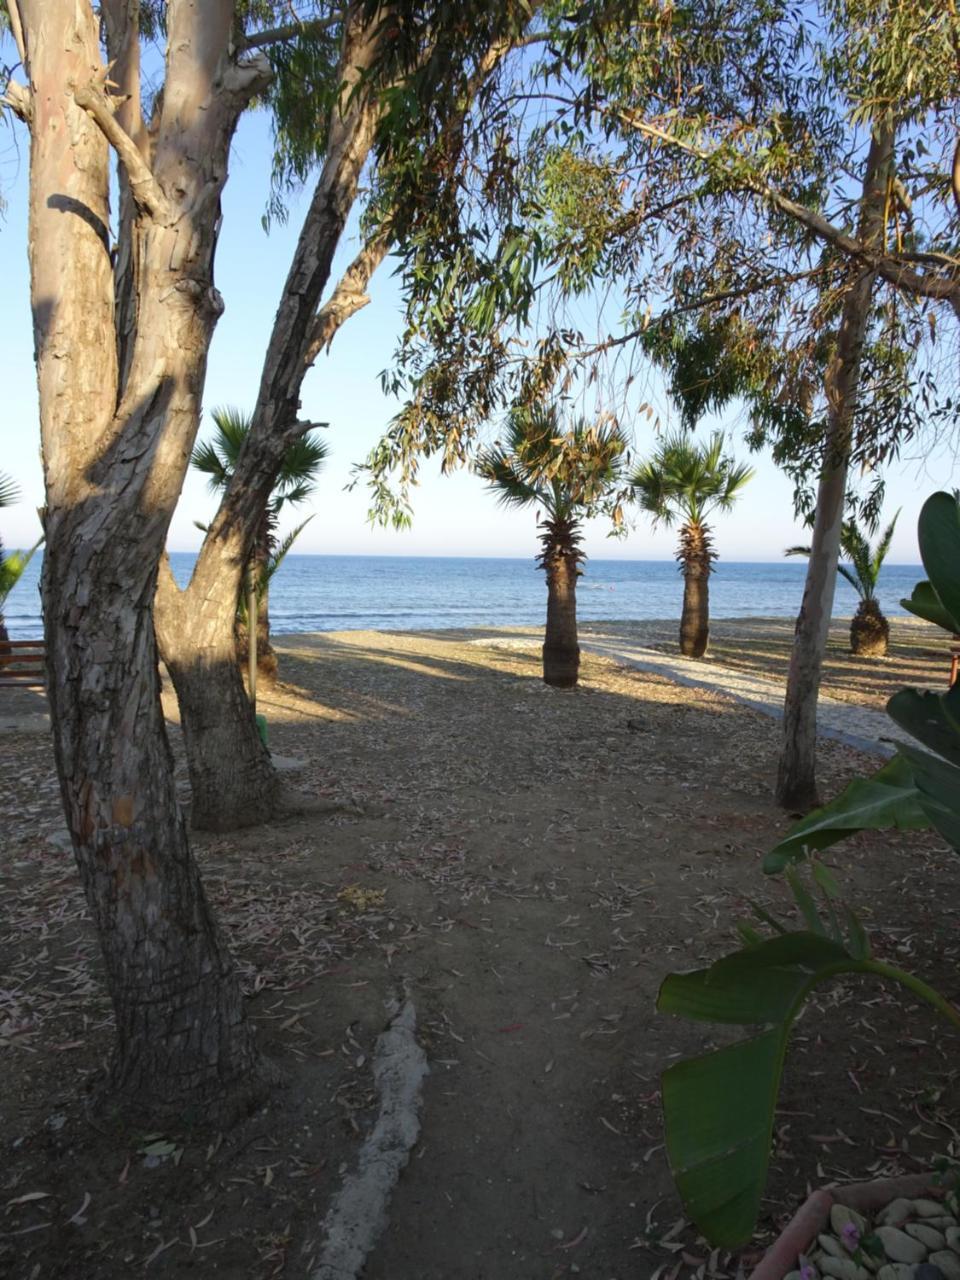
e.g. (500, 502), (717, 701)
(362, 0), (960, 811)
(0, 0), (541, 1115)
(631, 433), (754, 658)
(151, 2), (546, 832)
(477, 406), (629, 687)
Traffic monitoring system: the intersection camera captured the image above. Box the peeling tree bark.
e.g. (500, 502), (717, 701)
(18, 0), (272, 1114)
(775, 122), (895, 811)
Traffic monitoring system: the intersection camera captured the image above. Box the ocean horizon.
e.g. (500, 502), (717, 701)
(2, 552), (925, 642)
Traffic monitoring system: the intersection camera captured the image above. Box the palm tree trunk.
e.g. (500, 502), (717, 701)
(776, 121), (894, 811)
(543, 550), (580, 688)
(679, 521), (713, 657)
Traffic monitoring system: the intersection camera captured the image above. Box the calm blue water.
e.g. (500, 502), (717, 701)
(2, 552), (925, 641)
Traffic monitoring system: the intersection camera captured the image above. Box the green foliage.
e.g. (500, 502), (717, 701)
(630, 432), (754, 530)
(192, 407), (327, 614)
(659, 490), (960, 1247)
(192, 407), (328, 515)
(786, 508), (900, 601)
(476, 403), (629, 527)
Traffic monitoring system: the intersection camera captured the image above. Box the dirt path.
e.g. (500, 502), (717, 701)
(2, 628), (959, 1279)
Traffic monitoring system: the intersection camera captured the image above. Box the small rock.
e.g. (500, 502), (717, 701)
(820, 1235), (847, 1258)
(946, 1227), (960, 1256)
(930, 1253), (960, 1280)
(915, 1266), (947, 1280)
(878, 1201), (915, 1228)
(832, 1206), (868, 1237)
(820, 1259), (870, 1280)
(875, 1227), (929, 1264)
(877, 1266), (915, 1280)
(908, 1225), (948, 1251)
(916, 1202), (947, 1219)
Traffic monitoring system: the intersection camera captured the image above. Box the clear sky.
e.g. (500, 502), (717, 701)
(0, 97), (953, 564)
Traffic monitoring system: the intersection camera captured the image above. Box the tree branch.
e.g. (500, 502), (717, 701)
(614, 107), (960, 312)
(304, 233), (392, 363)
(236, 11), (342, 51)
(74, 83), (173, 222)
(5, 0), (26, 66)
(1, 79), (31, 123)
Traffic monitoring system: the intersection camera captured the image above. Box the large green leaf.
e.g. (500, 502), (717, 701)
(763, 754), (929, 872)
(659, 934), (863, 1246)
(887, 685), (960, 767)
(918, 492), (960, 634)
(896, 742), (960, 852)
(900, 580), (958, 634)
(661, 1030), (784, 1246)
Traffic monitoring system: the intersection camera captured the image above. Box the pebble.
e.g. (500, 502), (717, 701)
(930, 1253), (960, 1280)
(915, 1266), (948, 1280)
(819, 1235), (847, 1258)
(877, 1266), (916, 1280)
(916, 1202), (947, 1219)
(877, 1201), (915, 1228)
(819, 1259), (870, 1280)
(908, 1225), (948, 1251)
(875, 1227), (929, 1264)
(946, 1228), (960, 1256)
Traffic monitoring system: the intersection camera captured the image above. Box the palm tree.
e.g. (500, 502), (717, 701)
(191, 407), (328, 678)
(477, 405), (629, 688)
(786, 509), (899, 657)
(0, 473), (43, 646)
(631, 432), (754, 658)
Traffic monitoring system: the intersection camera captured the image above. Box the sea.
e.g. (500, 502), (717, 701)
(1, 553), (926, 642)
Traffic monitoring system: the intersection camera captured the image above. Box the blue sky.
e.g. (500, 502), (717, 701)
(0, 99), (952, 563)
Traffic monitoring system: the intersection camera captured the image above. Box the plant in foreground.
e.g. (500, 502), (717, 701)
(786, 508), (900, 657)
(658, 490), (960, 1248)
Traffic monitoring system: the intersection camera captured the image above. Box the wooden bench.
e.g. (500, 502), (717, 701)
(0, 638), (46, 688)
(952, 641), (960, 688)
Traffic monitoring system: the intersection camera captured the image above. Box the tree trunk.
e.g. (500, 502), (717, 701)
(776, 123), (894, 811)
(678, 520), (713, 658)
(542, 552), (580, 688)
(157, 559), (280, 831)
(850, 598), (889, 657)
(19, 0), (271, 1114)
(154, 7), (386, 825)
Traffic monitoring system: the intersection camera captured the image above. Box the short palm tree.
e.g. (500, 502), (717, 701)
(786, 509), (899, 657)
(477, 405), (629, 688)
(191, 407), (328, 678)
(631, 432), (754, 658)
(0, 473), (43, 645)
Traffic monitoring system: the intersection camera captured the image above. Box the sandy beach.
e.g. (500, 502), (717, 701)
(2, 617), (958, 1279)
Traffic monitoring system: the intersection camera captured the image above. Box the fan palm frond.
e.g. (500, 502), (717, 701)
(0, 473), (21, 508)
(630, 431), (752, 526)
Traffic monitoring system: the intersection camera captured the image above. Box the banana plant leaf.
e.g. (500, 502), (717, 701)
(763, 754), (929, 872)
(896, 742), (960, 852)
(918, 492), (960, 633)
(900, 580), (958, 634)
(659, 933), (868, 1246)
(887, 685), (960, 768)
